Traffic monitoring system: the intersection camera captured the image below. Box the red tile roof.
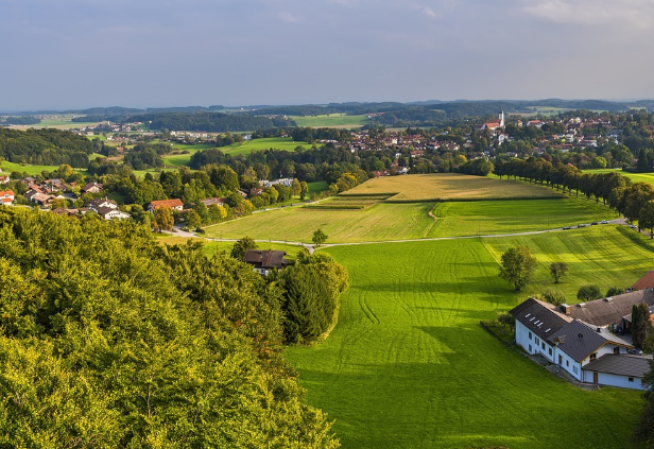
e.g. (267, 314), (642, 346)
(633, 271), (654, 290)
(150, 199), (183, 210)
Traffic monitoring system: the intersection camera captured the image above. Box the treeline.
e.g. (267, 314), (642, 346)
(0, 208), (340, 447)
(494, 158), (631, 205)
(122, 143), (173, 170)
(0, 128), (92, 167)
(0, 116), (41, 126)
(139, 112), (296, 132)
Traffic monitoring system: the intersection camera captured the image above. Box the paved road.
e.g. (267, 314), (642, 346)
(162, 218), (629, 254)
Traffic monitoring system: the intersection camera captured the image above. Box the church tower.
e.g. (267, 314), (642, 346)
(499, 109), (505, 130)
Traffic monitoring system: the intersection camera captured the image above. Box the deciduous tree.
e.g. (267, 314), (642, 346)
(498, 245), (537, 291)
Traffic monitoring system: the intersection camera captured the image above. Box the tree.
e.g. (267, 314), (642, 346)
(193, 201), (210, 224)
(312, 228), (328, 246)
(497, 311), (515, 329)
(576, 284), (602, 301)
(153, 205), (174, 232)
(549, 262), (568, 284)
(186, 209), (202, 229)
(606, 286), (625, 297)
(208, 203), (227, 222)
(498, 245), (537, 291)
(633, 302), (651, 348)
(541, 289), (567, 307)
(300, 181), (309, 200)
(640, 200), (654, 238)
(231, 236), (258, 260)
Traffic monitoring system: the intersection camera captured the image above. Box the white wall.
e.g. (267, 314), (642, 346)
(582, 371), (645, 390)
(515, 321), (555, 362)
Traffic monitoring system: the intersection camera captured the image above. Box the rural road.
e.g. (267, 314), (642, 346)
(164, 218), (630, 254)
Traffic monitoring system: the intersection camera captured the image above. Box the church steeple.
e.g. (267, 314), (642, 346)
(499, 109), (505, 130)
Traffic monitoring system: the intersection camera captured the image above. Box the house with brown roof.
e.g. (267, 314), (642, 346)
(81, 182), (103, 194)
(243, 250), (288, 276)
(148, 198), (184, 212)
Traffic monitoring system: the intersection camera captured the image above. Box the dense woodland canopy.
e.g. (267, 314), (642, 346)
(0, 207), (341, 448)
(0, 128), (92, 167)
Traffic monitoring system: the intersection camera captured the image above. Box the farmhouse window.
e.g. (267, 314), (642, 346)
(566, 360), (569, 367)
(590, 353), (597, 362)
(613, 347), (620, 354)
(548, 348), (552, 356)
(541, 342), (545, 350)
(629, 377), (634, 382)
(528, 332), (532, 340)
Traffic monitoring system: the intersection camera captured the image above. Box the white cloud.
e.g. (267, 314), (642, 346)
(422, 6), (438, 18)
(523, 0), (654, 28)
(277, 11), (302, 23)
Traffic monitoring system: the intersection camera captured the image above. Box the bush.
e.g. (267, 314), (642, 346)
(606, 286), (625, 297)
(577, 284), (602, 301)
(541, 289), (567, 306)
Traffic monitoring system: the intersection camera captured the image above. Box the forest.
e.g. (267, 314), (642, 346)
(0, 207), (345, 448)
(0, 128), (92, 167)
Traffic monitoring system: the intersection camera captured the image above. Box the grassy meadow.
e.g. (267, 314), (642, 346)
(584, 168), (654, 187)
(292, 114), (369, 128)
(220, 137), (317, 156)
(343, 173), (563, 202)
(205, 195), (612, 243)
(285, 230), (646, 449)
(1, 160), (71, 175)
(155, 234), (305, 260)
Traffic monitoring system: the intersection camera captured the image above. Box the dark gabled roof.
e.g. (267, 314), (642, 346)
(583, 354), (653, 378)
(548, 320), (631, 363)
(95, 206), (117, 217)
(634, 271), (654, 290)
(243, 250), (288, 270)
(568, 290), (654, 326)
(510, 298), (572, 342)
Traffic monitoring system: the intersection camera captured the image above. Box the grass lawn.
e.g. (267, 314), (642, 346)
(220, 137), (317, 156)
(292, 114), (369, 128)
(285, 234), (644, 449)
(1, 160), (72, 176)
(204, 196), (613, 243)
(584, 168), (654, 188)
(155, 234), (305, 260)
(343, 173), (563, 202)
(431, 197), (612, 237)
(483, 225), (654, 301)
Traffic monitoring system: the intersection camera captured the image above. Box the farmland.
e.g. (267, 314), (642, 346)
(292, 114), (369, 128)
(219, 137), (317, 155)
(205, 195), (611, 243)
(584, 168), (654, 187)
(1, 160), (70, 175)
(284, 226), (646, 449)
(342, 173), (563, 202)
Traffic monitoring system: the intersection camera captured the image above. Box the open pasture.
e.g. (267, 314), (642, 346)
(206, 194), (611, 243)
(292, 114), (368, 128)
(1, 160), (78, 176)
(285, 231), (645, 449)
(484, 225), (654, 301)
(342, 173), (563, 202)
(156, 234), (304, 260)
(220, 137), (317, 156)
(584, 168), (654, 188)
(431, 198), (611, 237)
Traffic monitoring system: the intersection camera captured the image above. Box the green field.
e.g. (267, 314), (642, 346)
(155, 234), (305, 260)
(584, 168), (654, 187)
(1, 160), (68, 175)
(220, 137), (317, 156)
(343, 173), (563, 202)
(205, 196), (612, 243)
(292, 114), (369, 128)
(284, 226), (646, 449)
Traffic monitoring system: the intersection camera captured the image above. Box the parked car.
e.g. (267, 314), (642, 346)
(591, 222), (599, 225)
(563, 226), (571, 230)
(577, 224), (586, 228)
(630, 225), (638, 230)
(601, 220), (608, 224)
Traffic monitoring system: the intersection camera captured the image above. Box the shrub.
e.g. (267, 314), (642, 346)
(577, 284), (602, 301)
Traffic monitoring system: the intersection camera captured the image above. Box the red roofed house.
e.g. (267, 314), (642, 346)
(480, 110), (505, 132)
(0, 190), (14, 206)
(148, 198), (184, 212)
(633, 271), (654, 291)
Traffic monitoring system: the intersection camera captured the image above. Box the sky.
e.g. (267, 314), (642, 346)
(1, 0), (654, 110)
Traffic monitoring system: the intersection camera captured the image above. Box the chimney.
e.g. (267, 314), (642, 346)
(596, 327), (601, 333)
(560, 304), (571, 315)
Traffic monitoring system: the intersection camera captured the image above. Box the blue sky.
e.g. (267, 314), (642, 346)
(1, 0), (653, 110)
